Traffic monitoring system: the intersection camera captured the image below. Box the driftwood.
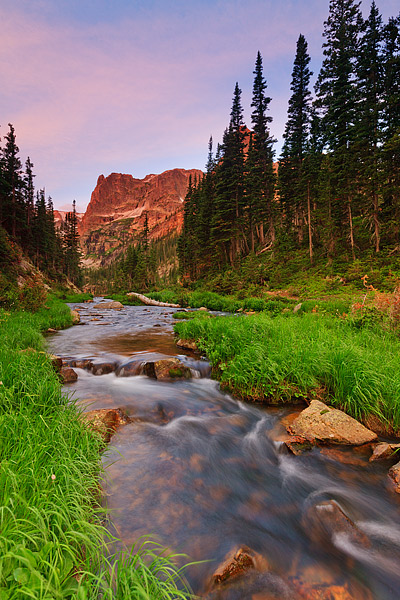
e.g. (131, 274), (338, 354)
(126, 292), (180, 308)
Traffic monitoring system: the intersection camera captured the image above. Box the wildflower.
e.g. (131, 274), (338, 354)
(51, 474), (56, 481)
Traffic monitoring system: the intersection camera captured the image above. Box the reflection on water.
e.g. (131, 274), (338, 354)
(47, 300), (400, 599)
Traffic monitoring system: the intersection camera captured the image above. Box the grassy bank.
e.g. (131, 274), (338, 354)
(148, 289), (295, 314)
(0, 297), (194, 599)
(174, 311), (400, 433)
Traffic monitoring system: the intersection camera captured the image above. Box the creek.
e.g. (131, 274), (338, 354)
(47, 301), (400, 599)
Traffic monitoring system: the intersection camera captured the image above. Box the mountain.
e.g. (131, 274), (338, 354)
(53, 210), (84, 228)
(80, 168), (203, 266)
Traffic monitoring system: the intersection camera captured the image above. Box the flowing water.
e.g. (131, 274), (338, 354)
(47, 301), (400, 599)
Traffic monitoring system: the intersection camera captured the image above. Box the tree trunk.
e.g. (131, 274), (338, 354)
(348, 199), (355, 260)
(307, 181), (313, 265)
(373, 191), (380, 253)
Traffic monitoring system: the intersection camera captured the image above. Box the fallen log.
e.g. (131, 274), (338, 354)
(126, 292), (180, 308)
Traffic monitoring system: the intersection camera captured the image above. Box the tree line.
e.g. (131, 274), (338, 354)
(178, 0), (400, 281)
(0, 124), (82, 284)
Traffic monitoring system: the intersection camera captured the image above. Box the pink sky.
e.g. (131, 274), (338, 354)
(1, 0), (398, 212)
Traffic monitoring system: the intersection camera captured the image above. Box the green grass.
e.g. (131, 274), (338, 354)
(0, 298), (195, 599)
(56, 292), (94, 303)
(108, 293), (144, 306)
(148, 289), (294, 314)
(174, 311), (400, 432)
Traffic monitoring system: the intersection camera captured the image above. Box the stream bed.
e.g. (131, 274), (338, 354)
(47, 300), (400, 599)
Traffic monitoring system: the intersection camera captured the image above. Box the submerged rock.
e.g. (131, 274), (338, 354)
(60, 366), (78, 383)
(67, 358), (94, 370)
(210, 546), (269, 588)
(82, 407), (131, 443)
(302, 499), (370, 550)
(288, 400), (377, 446)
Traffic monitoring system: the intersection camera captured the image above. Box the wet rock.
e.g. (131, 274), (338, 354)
(84, 299), (94, 302)
(71, 310), (80, 324)
(362, 414), (399, 438)
(176, 338), (199, 352)
(199, 306), (208, 311)
(68, 358), (93, 370)
(210, 546), (269, 588)
(288, 400), (377, 446)
(154, 357), (192, 380)
(49, 354), (63, 372)
(142, 358), (192, 381)
(116, 359), (144, 377)
(47, 328), (57, 333)
(369, 442), (400, 462)
(93, 301), (123, 310)
(91, 361), (117, 375)
(283, 435), (313, 455)
(302, 499), (370, 550)
(60, 366), (78, 383)
(82, 407), (131, 443)
(388, 460), (400, 493)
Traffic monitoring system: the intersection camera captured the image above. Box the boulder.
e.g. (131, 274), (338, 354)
(60, 366), (78, 383)
(93, 301), (123, 310)
(198, 306), (208, 311)
(388, 460), (400, 493)
(71, 310), (80, 324)
(82, 408), (131, 443)
(288, 400), (377, 446)
(176, 338), (199, 352)
(154, 357), (192, 381)
(369, 442), (400, 462)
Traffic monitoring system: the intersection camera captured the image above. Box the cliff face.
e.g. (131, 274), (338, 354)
(80, 168), (203, 266)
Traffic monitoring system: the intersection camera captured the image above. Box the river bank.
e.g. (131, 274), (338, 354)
(0, 297), (194, 599)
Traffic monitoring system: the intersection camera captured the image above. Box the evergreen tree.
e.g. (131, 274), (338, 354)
(0, 124), (25, 240)
(212, 83), (246, 265)
(315, 0), (363, 259)
(63, 200), (82, 285)
(279, 34), (313, 249)
(248, 51), (276, 247)
(381, 14), (400, 246)
(356, 1), (384, 252)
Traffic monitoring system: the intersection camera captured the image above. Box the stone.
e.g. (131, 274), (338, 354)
(211, 546), (269, 588)
(388, 460), (400, 493)
(49, 354), (63, 372)
(302, 499), (370, 550)
(198, 306), (208, 311)
(91, 361), (117, 375)
(154, 357), (192, 381)
(176, 338), (199, 352)
(293, 303), (302, 313)
(81, 408), (131, 443)
(71, 310), (80, 324)
(93, 301), (123, 309)
(60, 366), (78, 383)
(68, 358), (93, 370)
(288, 400), (377, 446)
(142, 357), (192, 381)
(116, 359), (144, 377)
(369, 442), (400, 462)
(284, 435), (313, 455)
